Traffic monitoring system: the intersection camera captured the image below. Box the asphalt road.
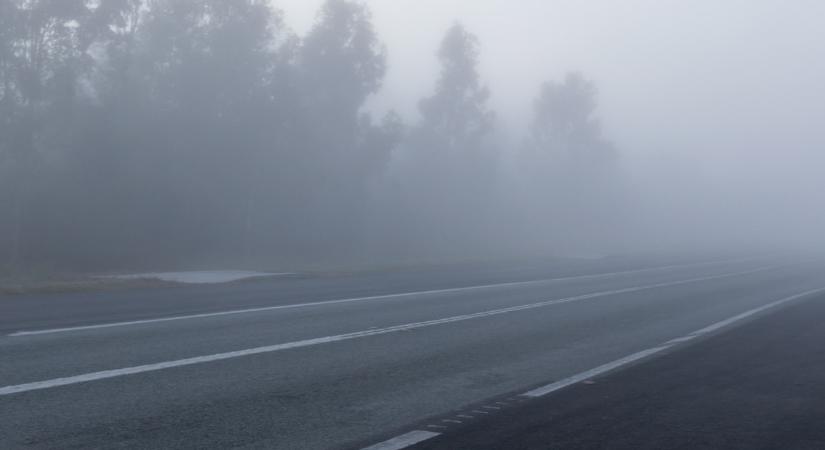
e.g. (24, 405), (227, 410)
(1, 256), (823, 449)
(412, 287), (825, 450)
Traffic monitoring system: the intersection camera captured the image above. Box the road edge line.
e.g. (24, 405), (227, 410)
(361, 431), (441, 450)
(522, 286), (825, 398)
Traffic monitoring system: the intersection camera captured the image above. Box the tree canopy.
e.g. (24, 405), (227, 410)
(0, 2), (619, 272)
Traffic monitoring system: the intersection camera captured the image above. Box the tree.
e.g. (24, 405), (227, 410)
(417, 23), (494, 153)
(1, 0), (94, 268)
(282, 0), (392, 257)
(298, 0), (386, 137)
(0, 0), (15, 153)
(97, 0), (289, 264)
(396, 23), (497, 259)
(529, 72), (614, 168)
(0, 0), (15, 267)
(0, 0), (14, 101)
(523, 72), (620, 254)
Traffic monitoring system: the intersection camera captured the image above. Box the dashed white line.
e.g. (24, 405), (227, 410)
(0, 266), (774, 397)
(8, 258), (754, 337)
(522, 286), (825, 398)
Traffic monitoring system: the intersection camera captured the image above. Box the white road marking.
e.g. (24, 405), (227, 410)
(522, 286), (825, 398)
(0, 266), (777, 397)
(361, 430), (441, 450)
(522, 347), (670, 398)
(8, 258), (754, 337)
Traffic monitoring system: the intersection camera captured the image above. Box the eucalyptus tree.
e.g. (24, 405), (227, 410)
(108, 0), (291, 263)
(524, 72), (620, 253)
(288, 0), (393, 256)
(417, 23), (494, 155)
(0, 0), (96, 268)
(529, 72), (615, 168)
(397, 23), (497, 258)
(0, 0), (16, 267)
(0, 0), (15, 153)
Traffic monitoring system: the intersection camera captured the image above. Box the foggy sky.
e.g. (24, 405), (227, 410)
(274, 0), (825, 252)
(278, 0), (825, 164)
(4, 0), (823, 272)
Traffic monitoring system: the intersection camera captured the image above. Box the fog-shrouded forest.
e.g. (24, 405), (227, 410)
(1, 0), (823, 274)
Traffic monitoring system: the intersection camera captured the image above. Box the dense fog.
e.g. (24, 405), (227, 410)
(1, 0), (823, 273)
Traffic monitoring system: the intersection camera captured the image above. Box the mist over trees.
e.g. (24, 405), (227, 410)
(517, 73), (623, 255)
(390, 23), (497, 259)
(0, 0), (619, 272)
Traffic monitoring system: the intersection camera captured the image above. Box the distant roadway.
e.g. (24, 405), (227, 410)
(1, 255), (823, 449)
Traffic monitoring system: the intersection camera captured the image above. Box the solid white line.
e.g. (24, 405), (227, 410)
(522, 346), (671, 398)
(522, 286), (825, 398)
(361, 430), (441, 450)
(0, 266), (774, 397)
(8, 258), (755, 337)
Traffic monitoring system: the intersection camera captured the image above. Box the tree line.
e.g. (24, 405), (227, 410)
(0, 0), (620, 272)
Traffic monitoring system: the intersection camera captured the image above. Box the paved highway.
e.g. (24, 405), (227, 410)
(1, 256), (822, 449)
(412, 288), (825, 450)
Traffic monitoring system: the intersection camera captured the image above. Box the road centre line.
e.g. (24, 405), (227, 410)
(9, 258), (755, 337)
